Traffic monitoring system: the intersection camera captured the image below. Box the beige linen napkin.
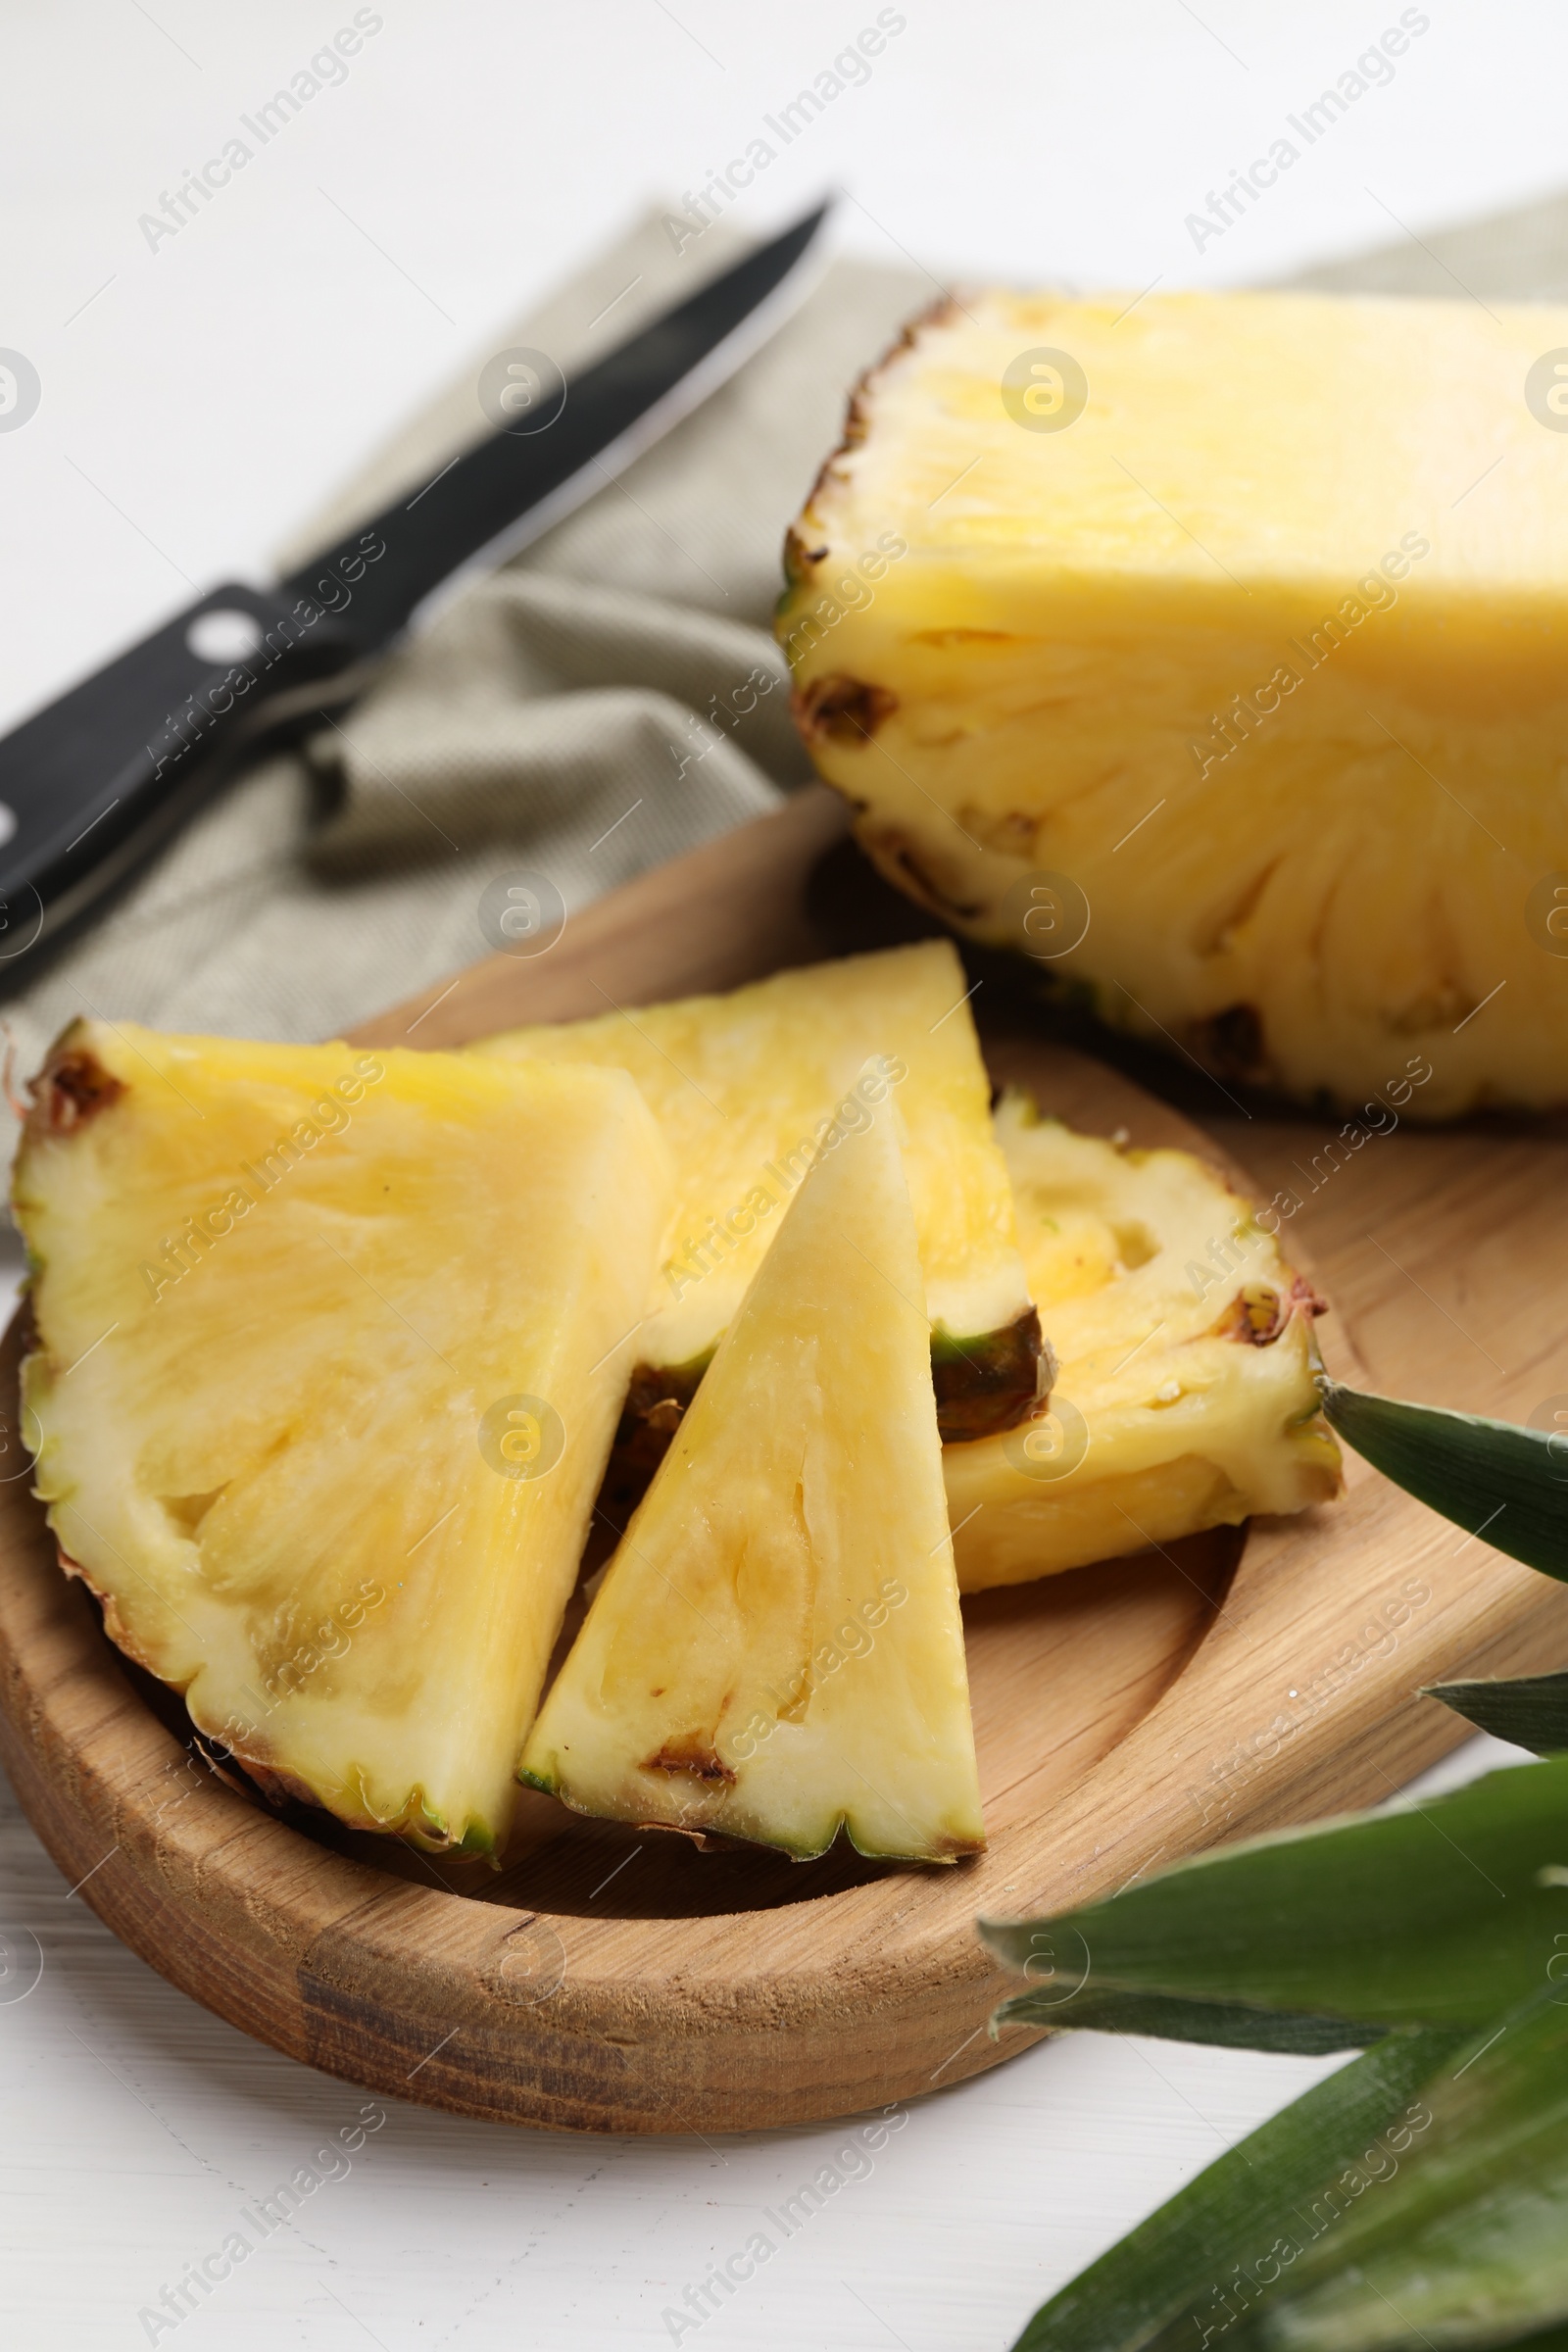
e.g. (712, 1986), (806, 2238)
(4, 186), (1567, 1163)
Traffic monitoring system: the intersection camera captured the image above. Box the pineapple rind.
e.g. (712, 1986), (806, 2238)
(15, 1019), (671, 1857)
(520, 1085), (985, 1864)
(947, 1093), (1339, 1591)
(780, 287), (1568, 1116)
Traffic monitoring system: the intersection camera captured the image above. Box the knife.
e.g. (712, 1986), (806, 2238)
(0, 202), (831, 966)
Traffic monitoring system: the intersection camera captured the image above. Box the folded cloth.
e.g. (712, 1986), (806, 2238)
(5, 185), (1568, 1165)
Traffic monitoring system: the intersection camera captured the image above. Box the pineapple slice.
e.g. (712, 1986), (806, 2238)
(780, 288), (1568, 1115)
(946, 1094), (1340, 1592)
(520, 1076), (984, 1863)
(473, 940), (1044, 1446)
(14, 1019), (670, 1856)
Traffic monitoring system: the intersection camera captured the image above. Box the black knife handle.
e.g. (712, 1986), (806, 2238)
(0, 546), (382, 964)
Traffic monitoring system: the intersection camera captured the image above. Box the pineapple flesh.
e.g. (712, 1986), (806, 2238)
(14, 1020), (670, 1856)
(946, 1093), (1340, 1592)
(473, 941), (1045, 1446)
(520, 1076), (985, 1863)
(780, 288), (1568, 1115)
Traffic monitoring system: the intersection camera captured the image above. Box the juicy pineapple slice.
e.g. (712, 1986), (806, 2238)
(946, 1094), (1340, 1592)
(14, 1020), (670, 1856)
(780, 288), (1568, 1115)
(473, 940), (1044, 1443)
(521, 1078), (984, 1862)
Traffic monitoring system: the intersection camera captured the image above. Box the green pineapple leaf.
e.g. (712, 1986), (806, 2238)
(1011, 1989), (1568, 2352)
(983, 1757), (1568, 2046)
(1425, 1669), (1568, 1755)
(1318, 1380), (1568, 1581)
(992, 1981), (1374, 2052)
(1007, 2026), (1464, 2352)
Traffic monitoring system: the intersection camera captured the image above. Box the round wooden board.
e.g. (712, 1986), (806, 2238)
(2, 787), (1565, 2135)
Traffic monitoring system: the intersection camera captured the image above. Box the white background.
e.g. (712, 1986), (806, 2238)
(0, 6), (1554, 2346)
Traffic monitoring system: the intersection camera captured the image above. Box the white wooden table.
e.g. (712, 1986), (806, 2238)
(0, 7), (1553, 2342)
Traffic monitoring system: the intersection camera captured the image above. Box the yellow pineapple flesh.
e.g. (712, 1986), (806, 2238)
(780, 288), (1568, 1115)
(946, 1093), (1340, 1592)
(14, 1020), (670, 1856)
(473, 940), (1044, 1444)
(520, 1078), (984, 1863)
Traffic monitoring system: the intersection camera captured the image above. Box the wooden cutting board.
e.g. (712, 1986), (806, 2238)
(1, 785), (1564, 2134)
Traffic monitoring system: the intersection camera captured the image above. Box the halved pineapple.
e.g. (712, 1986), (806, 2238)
(520, 1077), (984, 1862)
(14, 1019), (670, 1856)
(473, 940), (1045, 1447)
(781, 288), (1568, 1114)
(946, 1093), (1340, 1591)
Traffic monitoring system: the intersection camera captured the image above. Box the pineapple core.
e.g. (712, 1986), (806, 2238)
(520, 1074), (984, 1863)
(15, 1020), (670, 1856)
(780, 287), (1568, 1115)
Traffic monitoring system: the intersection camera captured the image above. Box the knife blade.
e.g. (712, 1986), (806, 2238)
(0, 202), (831, 966)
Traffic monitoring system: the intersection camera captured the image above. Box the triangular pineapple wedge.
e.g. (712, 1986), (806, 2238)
(521, 1076), (984, 1863)
(473, 941), (1045, 1448)
(14, 1020), (671, 1857)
